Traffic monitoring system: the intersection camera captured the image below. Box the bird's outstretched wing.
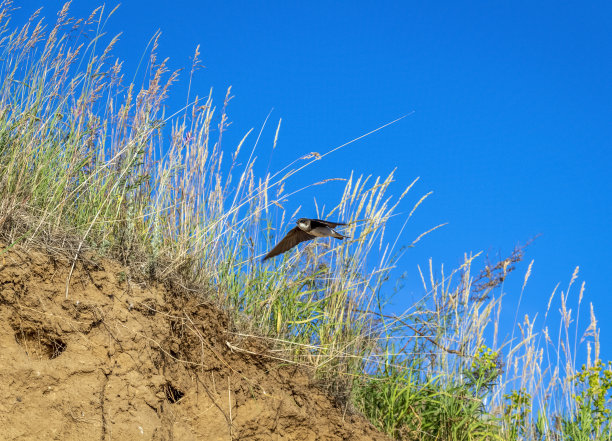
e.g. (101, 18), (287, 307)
(310, 219), (346, 228)
(262, 227), (313, 261)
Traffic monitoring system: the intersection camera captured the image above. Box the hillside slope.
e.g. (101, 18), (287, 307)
(0, 245), (388, 441)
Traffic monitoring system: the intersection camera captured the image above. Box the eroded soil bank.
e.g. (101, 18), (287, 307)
(0, 246), (387, 440)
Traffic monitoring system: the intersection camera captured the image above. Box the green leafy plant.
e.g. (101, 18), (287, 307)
(561, 361), (612, 441)
(503, 389), (532, 440)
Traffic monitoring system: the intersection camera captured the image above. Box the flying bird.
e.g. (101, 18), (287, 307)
(262, 218), (348, 261)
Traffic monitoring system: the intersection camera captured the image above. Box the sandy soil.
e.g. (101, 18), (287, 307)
(0, 245), (388, 441)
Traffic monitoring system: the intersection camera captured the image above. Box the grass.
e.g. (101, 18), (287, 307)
(0, 3), (610, 440)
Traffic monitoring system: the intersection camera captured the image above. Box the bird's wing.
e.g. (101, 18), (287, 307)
(310, 219), (346, 228)
(262, 227), (313, 261)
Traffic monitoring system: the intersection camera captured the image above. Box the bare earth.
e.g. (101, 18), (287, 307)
(0, 245), (387, 441)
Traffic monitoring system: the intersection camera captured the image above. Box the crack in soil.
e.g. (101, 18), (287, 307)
(100, 370), (110, 441)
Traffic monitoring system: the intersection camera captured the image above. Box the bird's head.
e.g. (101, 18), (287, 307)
(296, 218), (310, 230)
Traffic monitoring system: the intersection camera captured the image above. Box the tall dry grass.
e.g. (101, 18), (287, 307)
(0, 1), (433, 387)
(355, 249), (610, 440)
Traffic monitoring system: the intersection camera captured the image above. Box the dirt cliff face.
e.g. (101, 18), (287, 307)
(0, 246), (387, 441)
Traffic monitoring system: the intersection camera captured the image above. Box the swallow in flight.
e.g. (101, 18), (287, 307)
(262, 218), (347, 261)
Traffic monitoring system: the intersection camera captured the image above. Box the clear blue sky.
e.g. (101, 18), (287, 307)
(22, 1), (612, 359)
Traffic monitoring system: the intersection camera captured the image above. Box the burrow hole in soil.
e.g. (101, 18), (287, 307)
(14, 329), (67, 360)
(165, 382), (185, 403)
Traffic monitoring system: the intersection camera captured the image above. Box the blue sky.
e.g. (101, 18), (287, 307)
(21, 1), (612, 359)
